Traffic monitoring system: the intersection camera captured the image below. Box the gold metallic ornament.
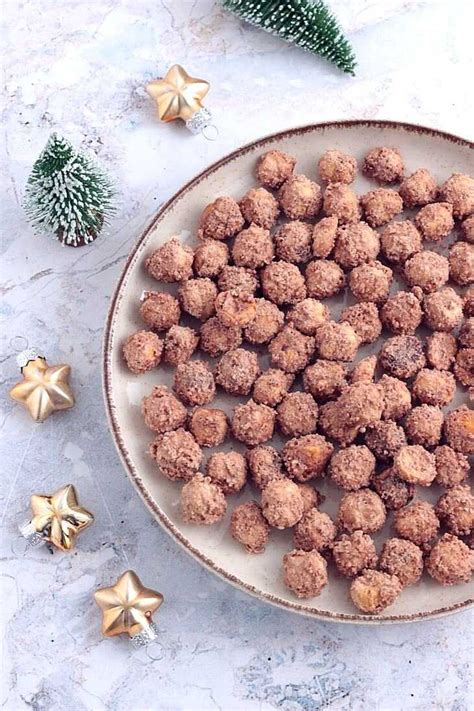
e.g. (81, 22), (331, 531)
(94, 570), (164, 644)
(9, 348), (75, 422)
(21, 484), (94, 551)
(146, 64), (209, 122)
(146, 64), (215, 137)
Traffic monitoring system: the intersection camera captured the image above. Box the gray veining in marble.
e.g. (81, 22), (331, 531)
(1, 1), (473, 709)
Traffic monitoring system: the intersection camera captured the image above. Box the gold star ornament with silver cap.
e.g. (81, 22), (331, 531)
(9, 348), (75, 422)
(20, 484), (94, 551)
(94, 570), (164, 647)
(146, 64), (214, 136)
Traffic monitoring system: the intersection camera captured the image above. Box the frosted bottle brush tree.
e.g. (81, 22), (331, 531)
(222, 0), (356, 75)
(24, 133), (116, 247)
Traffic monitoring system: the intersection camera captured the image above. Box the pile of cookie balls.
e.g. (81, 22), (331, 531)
(123, 145), (474, 615)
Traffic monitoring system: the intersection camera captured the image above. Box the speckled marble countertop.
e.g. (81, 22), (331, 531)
(1, 1), (473, 709)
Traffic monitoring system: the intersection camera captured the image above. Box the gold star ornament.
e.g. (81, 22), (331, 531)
(9, 349), (75, 422)
(146, 64), (214, 136)
(24, 484), (94, 551)
(94, 570), (164, 641)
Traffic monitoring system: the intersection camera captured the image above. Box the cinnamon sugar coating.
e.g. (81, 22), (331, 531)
(305, 259), (346, 298)
(215, 289), (257, 328)
(247, 445), (283, 490)
(328, 445), (375, 491)
(363, 147), (404, 184)
(253, 368), (294, 407)
(232, 225), (274, 268)
(394, 444), (437, 486)
(193, 240), (229, 278)
(337, 489), (386, 534)
(319, 382), (384, 446)
(443, 406), (474, 454)
(181, 474), (227, 524)
(412, 368), (456, 407)
(142, 385), (187, 434)
(360, 188), (403, 227)
(189, 407), (228, 447)
(269, 326), (315, 373)
(123, 330), (163, 374)
(318, 149), (357, 184)
(217, 265), (258, 294)
(294, 509), (337, 552)
(140, 291), (181, 331)
(462, 215), (474, 243)
(323, 182), (361, 224)
(394, 501), (439, 545)
(178, 278), (217, 320)
(380, 220), (422, 264)
(371, 467), (414, 511)
(434, 445), (470, 488)
(274, 221), (312, 264)
(379, 538), (423, 587)
(231, 400), (275, 446)
(199, 317), (242, 357)
(350, 570), (402, 613)
(303, 360), (347, 402)
(197, 196), (244, 241)
(262, 478), (304, 529)
(380, 291), (423, 334)
(261, 261), (307, 305)
(348, 260), (393, 304)
(459, 318), (474, 348)
(464, 286), (474, 316)
(206, 450), (247, 494)
(332, 531), (378, 578)
(404, 250), (449, 293)
(256, 149), (296, 189)
(378, 335), (426, 379)
(279, 174), (322, 220)
(350, 355), (377, 384)
(239, 187), (280, 229)
(423, 287), (464, 332)
(449, 241), (474, 286)
(287, 298), (329, 335)
(399, 169), (437, 207)
(276, 392), (318, 437)
(436, 485), (474, 537)
(230, 501), (270, 553)
(404, 406), (443, 448)
(146, 237), (194, 283)
(340, 302), (382, 344)
(414, 202), (454, 241)
(454, 348), (474, 388)
(150, 428), (202, 481)
(364, 420), (407, 462)
(243, 299), (284, 345)
(426, 534), (474, 585)
(283, 549), (328, 598)
(426, 332), (457, 370)
(312, 216), (338, 258)
(215, 348), (260, 395)
(334, 222), (379, 269)
(315, 321), (360, 361)
(438, 173), (474, 218)
(173, 360), (215, 406)
(282, 434), (333, 482)
(163, 325), (199, 366)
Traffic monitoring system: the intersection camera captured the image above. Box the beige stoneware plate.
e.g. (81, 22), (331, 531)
(104, 121), (473, 623)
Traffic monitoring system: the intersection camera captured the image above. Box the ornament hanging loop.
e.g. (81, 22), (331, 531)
(201, 124), (219, 141)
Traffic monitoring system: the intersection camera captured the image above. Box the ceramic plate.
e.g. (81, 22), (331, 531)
(103, 121), (473, 623)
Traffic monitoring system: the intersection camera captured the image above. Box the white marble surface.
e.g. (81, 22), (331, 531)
(1, 1), (473, 709)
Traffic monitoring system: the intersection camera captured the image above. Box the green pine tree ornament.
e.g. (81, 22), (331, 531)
(24, 133), (116, 247)
(222, 0), (356, 75)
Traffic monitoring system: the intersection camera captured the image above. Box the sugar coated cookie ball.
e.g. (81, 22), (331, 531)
(323, 182), (360, 224)
(232, 225), (274, 268)
(350, 570), (402, 613)
(239, 187), (280, 229)
(231, 400), (275, 446)
(140, 291), (181, 331)
(340, 302), (382, 344)
(348, 260), (393, 304)
(404, 406), (443, 448)
(337, 489), (386, 534)
(146, 237), (194, 283)
(262, 478), (304, 529)
(199, 317), (242, 357)
(328, 445), (375, 491)
(319, 382), (384, 446)
(426, 533), (474, 585)
(142, 385), (187, 434)
(305, 259), (346, 299)
(399, 168), (437, 207)
(123, 330), (163, 374)
(315, 321), (360, 361)
(436, 485), (474, 537)
(380, 220), (422, 264)
(443, 406), (474, 454)
(178, 278), (217, 320)
(193, 240), (229, 278)
(414, 202), (454, 241)
(464, 286), (474, 316)
(426, 331), (457, 370)
(365, 420), (406, 462)
(462, 215), (474, 243)
(423, 287), (463, 332)
(173, 360), (215, 405)
(404, 250), (449, 293)
(380, 291), (423, 334)
(277, 392), (318, 437)
(303, 360), (347, 401)
(371, 467), (414, 511)
(215, 348), (260, 395)
(261, 261), (307, 305)
(379, 538), (423, 587)
(279, 174), (322, 220)
(454, 348), (474, 388)
(230, 501), (270, 553)
(297, 483), (322, 513)
(360, 188), (403, 227)
(206, 451), (247, 494)
(215, 289), (257, 328)
(434, 445), (470, 488)
(393, 501), (439, 545)
(439, 173), (474, 218)
(282, 434), (333, 482)
(163, 325), (199, 366)
(217, 265), (258, 294)
(181, 474), (227, 524)
(269, 326), (315, 373)
(349, 355), (377, 384)
(449, 241), (474, 286)
(363, 147), (404, 184)
(294, 509), (337, 552)
(283, 549), (328, 599)
(332, 531), (377, 578)
(287, 298), (329, 335)
(318, 149), (357, 184)
(412, 368), (455, 407)
(244, 298), (284, 345)
(312, 216), (338, 258)
(189, 407), (228, 447)
(253, 368), (293, 407)
(274, 221), (312, 264)
(197, 196), (244, 240)
(247, 444), (283, 490)
(150, 428), (202, 481)
(378, 335), (426, 379)
(459, 318), (474, 348)
(256, 149), (296, 189)
(334, 222), (380, 269)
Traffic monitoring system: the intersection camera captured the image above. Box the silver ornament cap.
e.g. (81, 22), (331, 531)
(130, 621), (159, 649)
(16, 348), (44, 369)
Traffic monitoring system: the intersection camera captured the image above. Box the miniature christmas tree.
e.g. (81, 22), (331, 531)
(222, 0), (356, 75)
(24, 133), (116, 247)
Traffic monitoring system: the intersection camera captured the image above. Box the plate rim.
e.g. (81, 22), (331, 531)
(103, 119), (474, 624)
